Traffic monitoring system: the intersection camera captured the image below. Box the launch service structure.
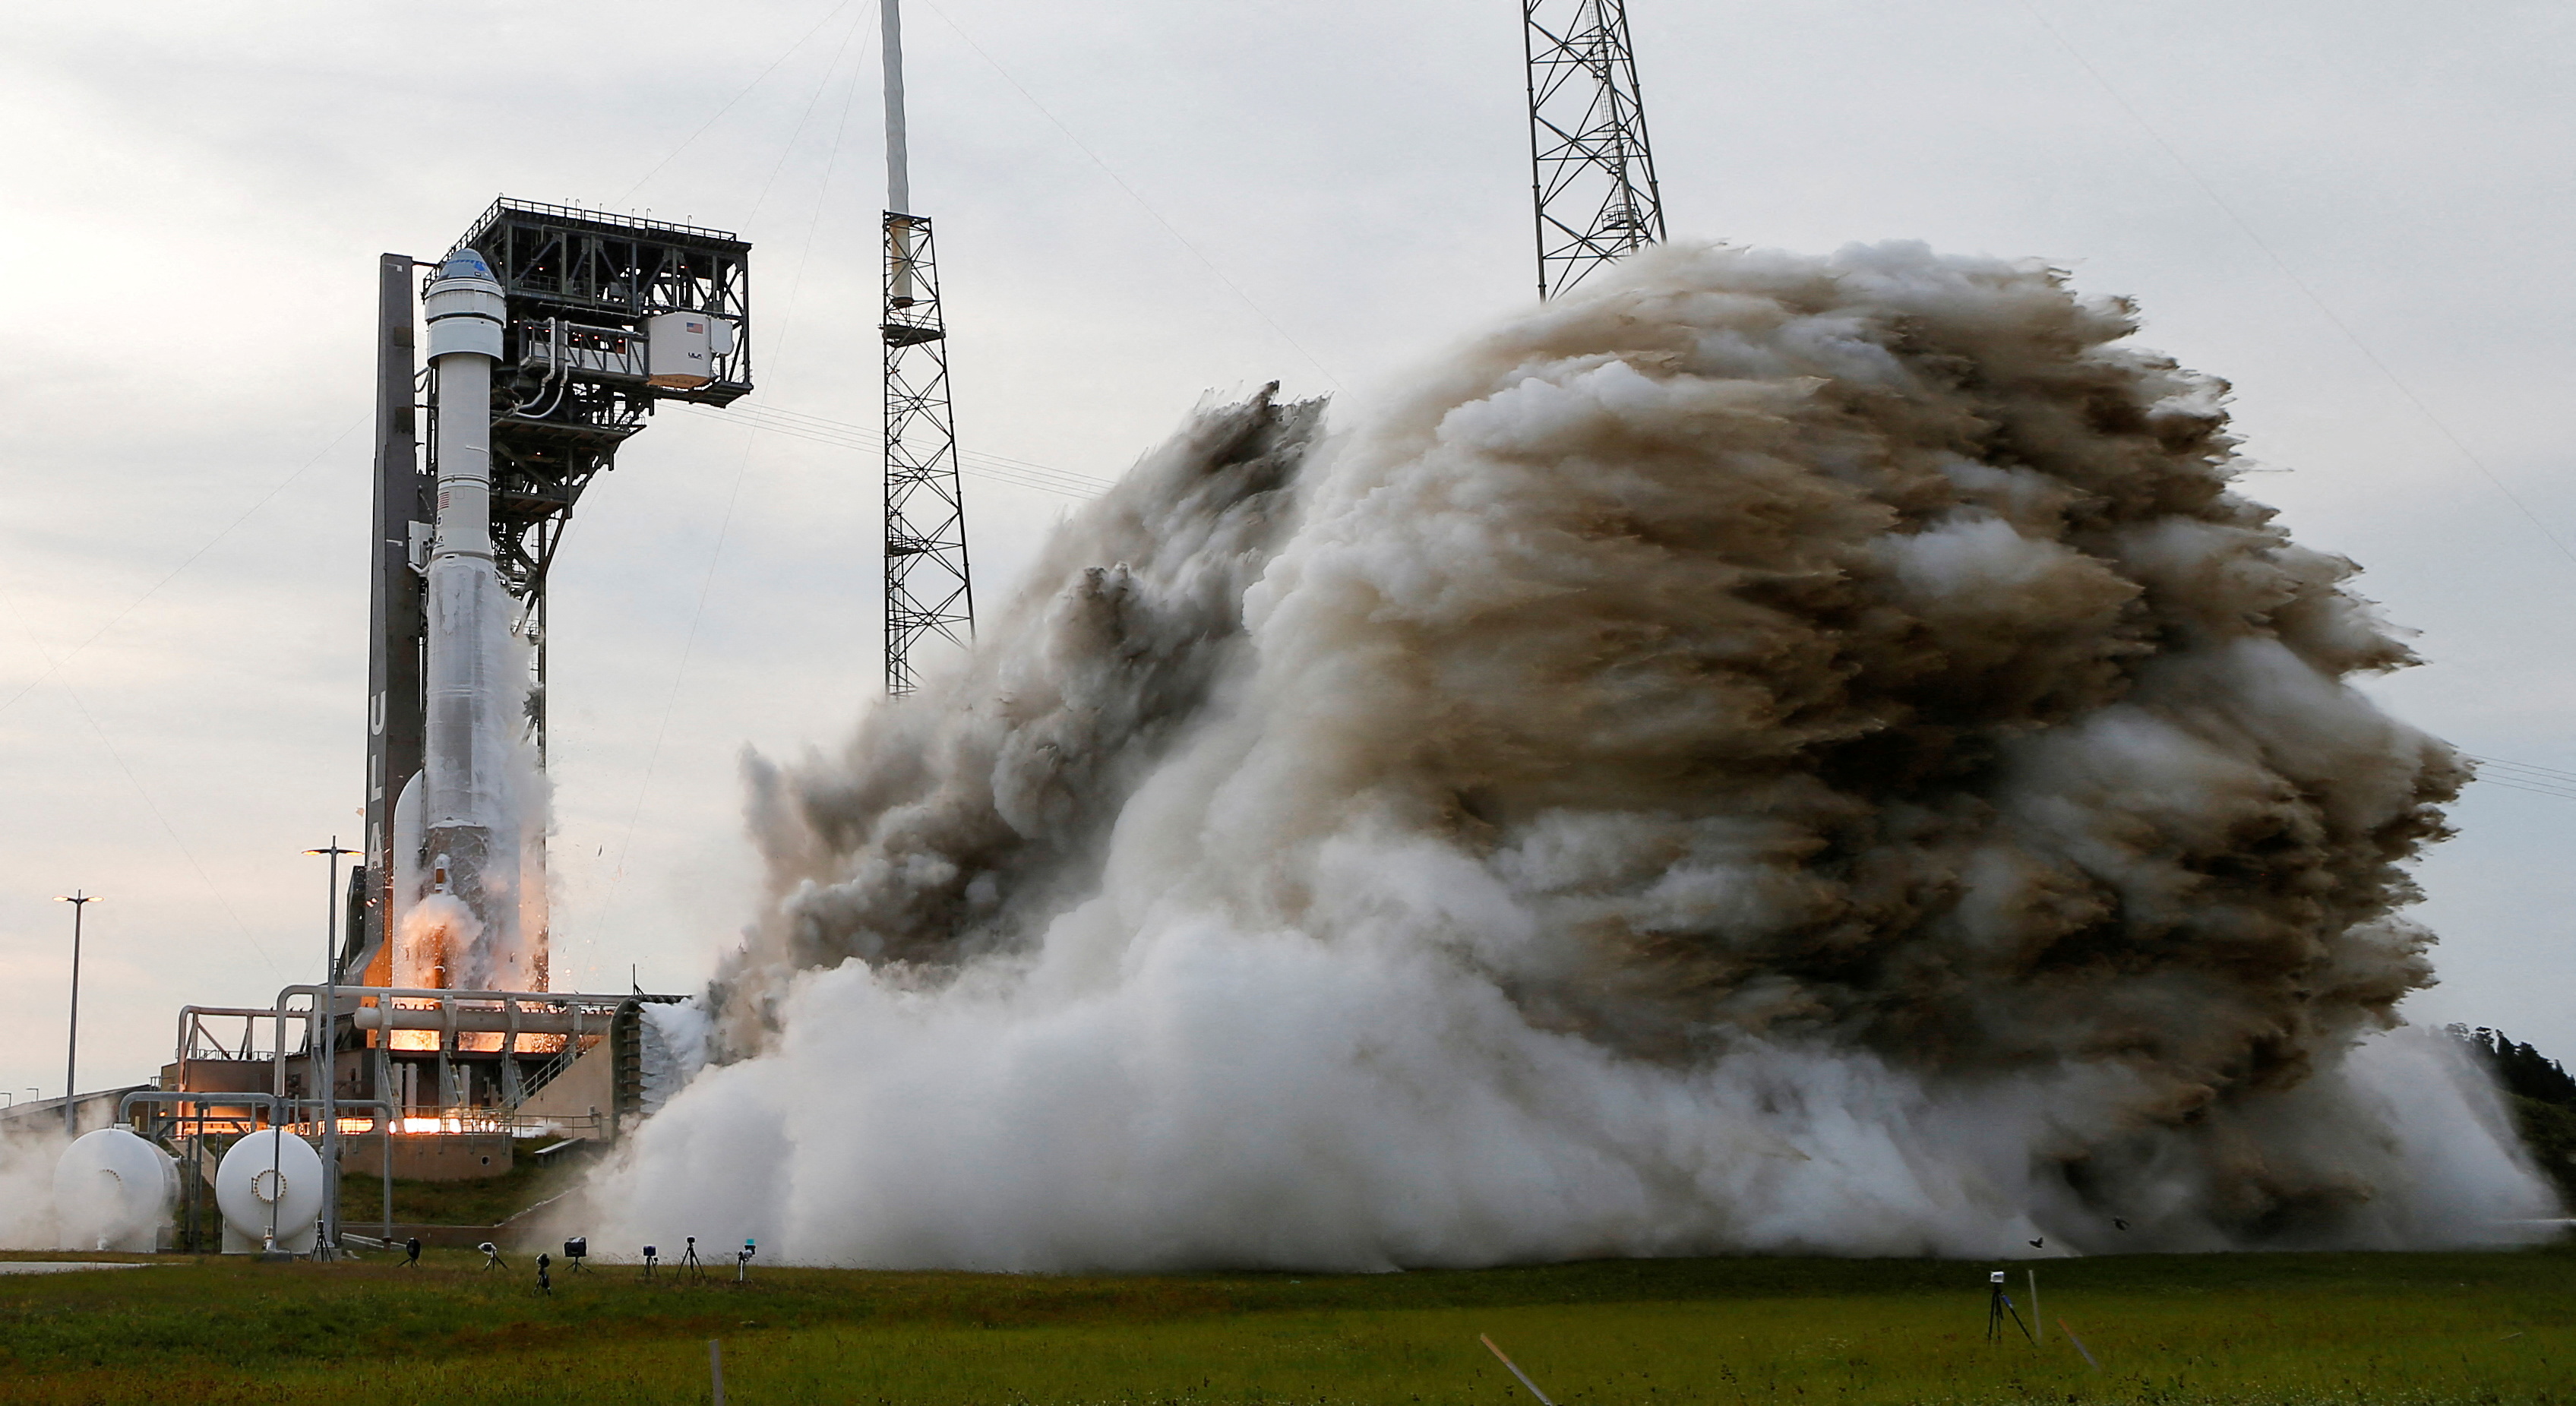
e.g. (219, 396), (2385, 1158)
(1523, 0), (1666, 299)
(140, 201), (755, 1253)
(357, 201), (755, 996)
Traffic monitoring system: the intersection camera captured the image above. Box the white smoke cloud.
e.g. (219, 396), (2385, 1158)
(588, 241), (2559, 1269)
(0, 1121), (68, 1250)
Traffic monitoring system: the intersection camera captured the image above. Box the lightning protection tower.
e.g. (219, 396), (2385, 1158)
(1524, 0), (1667, 299)
(880, 0), (975, 695)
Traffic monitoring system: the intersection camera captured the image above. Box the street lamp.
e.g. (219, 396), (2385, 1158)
(303, 839), (359, 1254)
(54, 892), (96, 1137)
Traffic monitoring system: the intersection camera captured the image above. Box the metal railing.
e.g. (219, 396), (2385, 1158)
(463, 195), (746, 247)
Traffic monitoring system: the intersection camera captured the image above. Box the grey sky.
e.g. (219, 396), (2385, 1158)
(2, 0), (2569, 1100)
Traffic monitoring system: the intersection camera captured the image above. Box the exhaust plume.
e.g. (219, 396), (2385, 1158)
(593, 241), (2555, 1268)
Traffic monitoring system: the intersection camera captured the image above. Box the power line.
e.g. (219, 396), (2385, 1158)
(0, 586), (283, 980)
(744, 404), (1111, 494)
(595, 27), (877, 940)
(2471, 776), (2576, 805)
(615, 1), (860, 206)
(2464, 754), (2576, 804)
(911, 0), (1345, 393)
(0, 412), (365, 723)
(742, 9), (875, 224)
(2008, 0), (2576, 574)
(2466, 754), (2576, 786)
(681, 402), (1115, 498)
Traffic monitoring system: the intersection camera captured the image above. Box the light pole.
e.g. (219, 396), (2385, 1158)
(55, 892), (96, 1137)
(304, 839), (358, 1253)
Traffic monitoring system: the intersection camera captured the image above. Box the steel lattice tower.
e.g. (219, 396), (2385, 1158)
(1523, 0), (1667, 300)
(880, 0), (972, 695)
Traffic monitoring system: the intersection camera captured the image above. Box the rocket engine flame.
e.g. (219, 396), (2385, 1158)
(591, 241), (2555, 1269)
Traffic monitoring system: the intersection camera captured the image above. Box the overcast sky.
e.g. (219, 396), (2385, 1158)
(2, 0), (2570, 1101)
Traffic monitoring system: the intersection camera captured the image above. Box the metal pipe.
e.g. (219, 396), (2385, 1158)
(175, 1005), (286, 1106)
(318, 1098), (399, 1248)
(120, 1088), (286, 1119)
(508, 318), (569, 415)
(122, 1088), (290, 1251)
(126, 1085), (284, 1250)
(121, 1093), (400, 1251)
(502, 999), (523, 1104)
(177, 1005), (289, 1058)
(279, 983), (665, 1006)
(354, 1006), (588, 1035)
(252, 987), (673, 1119)
(273, 1002), (300, 1098)
(305, 839), (359, 1253)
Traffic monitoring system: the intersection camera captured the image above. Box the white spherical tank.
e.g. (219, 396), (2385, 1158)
(215, 1130), (325, 1254)
(52, 1128), (178, 1253)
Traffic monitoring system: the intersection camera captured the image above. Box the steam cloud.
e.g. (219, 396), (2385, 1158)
(0, 1123), (69, 1250)
(591, 241), (2556, 1269)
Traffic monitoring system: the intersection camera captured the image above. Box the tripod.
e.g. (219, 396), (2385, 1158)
(681, 1236), (705, 1282)
(1987, 1275), (2036, 1345)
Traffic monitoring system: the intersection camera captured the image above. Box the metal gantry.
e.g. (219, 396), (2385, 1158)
(1523, 0), (1667, 300)
(447, 199), (756, 757)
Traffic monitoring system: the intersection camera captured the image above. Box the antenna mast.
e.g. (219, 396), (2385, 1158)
(880, 0), (973, 695)
(1523, 0), (1666, 299)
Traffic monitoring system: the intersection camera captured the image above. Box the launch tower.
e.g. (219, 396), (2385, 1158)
(880, 0), (975, 695)
(141, 204), (757, 1251)
(1523, 0), (1667, 299)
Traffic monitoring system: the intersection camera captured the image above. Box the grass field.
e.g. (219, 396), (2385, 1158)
(2, 1243), (2568, 1404)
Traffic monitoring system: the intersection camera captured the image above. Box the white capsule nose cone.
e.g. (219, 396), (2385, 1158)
(436, 248), (497, 283)
(427, 247), (504, 303)
(424, 245), (507, 357)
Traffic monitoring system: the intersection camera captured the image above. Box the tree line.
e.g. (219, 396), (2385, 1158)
(2451, 1024), (2576, 1205)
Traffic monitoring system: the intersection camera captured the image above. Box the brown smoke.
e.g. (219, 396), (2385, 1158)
(608, 241), (2547, 1266)
(715, 390), (1321, 1034)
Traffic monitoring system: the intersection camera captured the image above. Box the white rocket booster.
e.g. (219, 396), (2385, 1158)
(416, 248), (524, 986)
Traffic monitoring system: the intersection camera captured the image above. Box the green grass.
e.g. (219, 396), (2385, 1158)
(2, 1244), (2568, 1404)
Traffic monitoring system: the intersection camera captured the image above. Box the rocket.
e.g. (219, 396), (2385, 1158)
(413, 248), (525, 985)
